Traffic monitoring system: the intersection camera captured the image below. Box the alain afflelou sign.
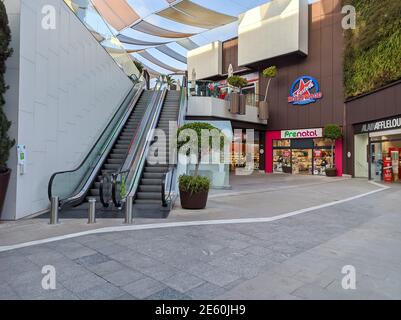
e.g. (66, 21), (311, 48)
(354, 116), (401, 134)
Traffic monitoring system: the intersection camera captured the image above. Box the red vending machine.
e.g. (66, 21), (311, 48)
(389, 148), (401, 181)
(383, 156), (393, 182)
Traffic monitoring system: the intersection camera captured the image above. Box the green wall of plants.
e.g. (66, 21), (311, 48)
(343, 0), (401, 98)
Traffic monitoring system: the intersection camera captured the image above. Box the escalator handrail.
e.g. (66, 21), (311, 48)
(48, 81), (144, 206)
(110, 89), (168, 207)
(162, 86), (188, 207)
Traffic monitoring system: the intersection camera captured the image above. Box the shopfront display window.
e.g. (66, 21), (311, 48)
(272, 138), (335, 176)
(232, 130), (261, 171)
(369, 134), (401, 183)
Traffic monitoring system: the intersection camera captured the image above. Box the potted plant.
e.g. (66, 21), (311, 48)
(0, 1), (15, 218)
(323, 124), (342, 177)
(259, 66), (277, 120)
(227, 75), (248, 115)
(177, 122), (225, 209)
(165, 75), (177, 90)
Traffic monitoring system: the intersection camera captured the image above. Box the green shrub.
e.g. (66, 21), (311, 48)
(0, 1), (15, 171)
(324, 124), (342, 168)
(262, 66), (277, 78)
(227, 75), (248, 89)
(179, 175), (210, 194)
(343, 0), (401, 98)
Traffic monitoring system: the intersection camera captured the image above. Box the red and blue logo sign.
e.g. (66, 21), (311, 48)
(288, 76), (322, 105)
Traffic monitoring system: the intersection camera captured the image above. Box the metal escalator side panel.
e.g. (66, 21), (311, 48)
(48, 81), (145, 209)
(111, 89), (168, 207)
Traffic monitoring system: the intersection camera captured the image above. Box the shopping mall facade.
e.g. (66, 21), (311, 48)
(186, 0), (401, 182)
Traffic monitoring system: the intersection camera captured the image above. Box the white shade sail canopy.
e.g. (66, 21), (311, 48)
(82, 0), (273, 77)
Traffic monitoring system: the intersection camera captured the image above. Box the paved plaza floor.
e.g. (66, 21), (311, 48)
(0, 175), (400, 299)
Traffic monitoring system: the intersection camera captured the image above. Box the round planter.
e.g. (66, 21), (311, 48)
(230, 92), (240, 114)
(0, 168), (11, 218)
(258, 101), (269, 120)
(325, 168), (338, 177)
(179, 189), (209, 210)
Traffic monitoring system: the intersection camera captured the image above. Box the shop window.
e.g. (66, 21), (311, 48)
(273, 139), (290, 147)
(273, 149), (291, 173)
(314, 138), (332, 147)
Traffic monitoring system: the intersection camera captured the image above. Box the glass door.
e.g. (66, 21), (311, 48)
(292, 149), (313, 175)
(370, 142), (383, 182)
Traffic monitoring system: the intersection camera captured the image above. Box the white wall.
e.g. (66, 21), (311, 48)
(238, 0), (309, 66)
(354, 133), (369, 178)
(187, 96), (267, 125)
(187, 41), (222, 80)
(3, 0), (133, 219)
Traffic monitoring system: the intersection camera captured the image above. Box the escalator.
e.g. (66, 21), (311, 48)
(86, 91), (152, 203)
(133, 91), (181, 217)
(48, 82), (163, 211)
(103, 86), (188, 219)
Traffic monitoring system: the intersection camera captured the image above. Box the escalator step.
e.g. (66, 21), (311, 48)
(143, 172), (165, 179)
(139, 185), (162, 192)
(104, 164), (121, 170)
(136, 192), (161, 200)
(107, 159), (124, 165)
(145, 166), (168, 173)
(141, 178), (163, 185)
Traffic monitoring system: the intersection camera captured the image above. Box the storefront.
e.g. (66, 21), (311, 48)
(354, 116), (401, 183)
(266, 128), (343, 176)
(231, 129), (264, 171)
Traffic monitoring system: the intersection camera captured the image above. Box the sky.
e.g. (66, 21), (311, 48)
(119, 0), (320, 77)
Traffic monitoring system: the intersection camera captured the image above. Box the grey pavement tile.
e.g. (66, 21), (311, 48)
(147, 287), (192, 300)
(86, 260), (127, 276)
(35, 288), (79, 300)
(186, 282), (226, 300)
(101, 268), (145, 287)
(62, 247), (98, 260)
(162, 273), (204, 293)
(140, 263), (179, 281)
(26, 250), (68, 265)
(61, 273), (108, 293)
(0, 283), (19, 300)
(77, 283), (128, 300)
(114, 293), (137, 300)
(93, 243), (127, 256)
(198, 268), (241, 287)
(244, 245), (274, 257)
(122, 277), (166, 299)
(74, 253), (111, 267)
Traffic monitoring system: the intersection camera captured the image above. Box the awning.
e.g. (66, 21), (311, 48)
(131, 20), (195, 39)
(156, 45), (187, 64)
(156, 0), (236, 29)
(117, 34), (169, 46)
(92, 0), (140, 31)
(177, 38), (199, 50)
(138, 51), (184, 73)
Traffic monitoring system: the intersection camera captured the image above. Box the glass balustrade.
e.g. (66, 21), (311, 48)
(63, 0), (140, 79)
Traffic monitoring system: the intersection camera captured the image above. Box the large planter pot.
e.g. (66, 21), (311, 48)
(0, 168), (11, 218)
(230, 92), (240, 114)
(239, 94), (246, 115)
(325, 167), (338, 177)
(258, 101), (269, 120)
(180, 189), (209, 210)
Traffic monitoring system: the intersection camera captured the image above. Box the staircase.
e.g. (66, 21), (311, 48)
(86, 91), (153, 202)
(134, 90), (181, 217)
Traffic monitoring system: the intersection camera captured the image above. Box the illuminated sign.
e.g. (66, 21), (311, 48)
(288, 76), (322, 105)
(281, 128), (323, 139)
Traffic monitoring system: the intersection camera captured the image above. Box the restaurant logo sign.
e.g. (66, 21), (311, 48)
(281, 128), (323, 139)
(288, 76), (323, 105)
(359, 117), (401, 133)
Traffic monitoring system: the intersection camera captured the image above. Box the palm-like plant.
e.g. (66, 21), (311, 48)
(165, 75), (176, 90)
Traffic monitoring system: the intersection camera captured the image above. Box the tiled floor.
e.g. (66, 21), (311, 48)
(0, 182), (400, 299)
